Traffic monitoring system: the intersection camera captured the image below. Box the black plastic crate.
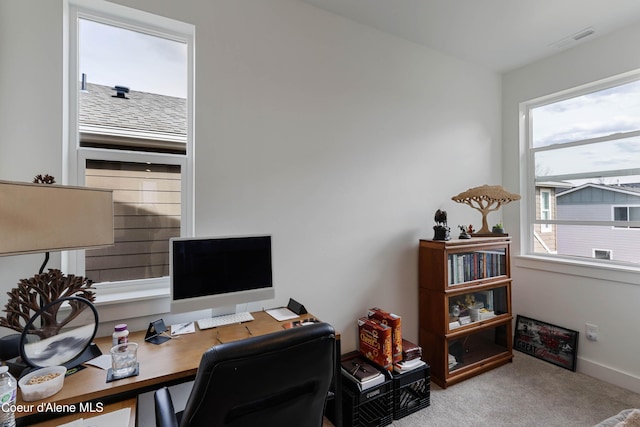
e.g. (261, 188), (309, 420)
(342, 381), (393, 427)
(339, 351), (393, 426)
(391, 363), (431, 420)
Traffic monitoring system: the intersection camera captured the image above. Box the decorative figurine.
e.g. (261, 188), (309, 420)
(433, 209), (451, 241)
(458, 225), (471, 239)
(451, 184), (521, 235)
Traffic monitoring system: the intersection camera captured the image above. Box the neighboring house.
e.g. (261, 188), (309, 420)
(534, 181), (572, 254)
(80, 82), (186, 152)
(556, 183), (640, 263)
(79, 82), (186, 282)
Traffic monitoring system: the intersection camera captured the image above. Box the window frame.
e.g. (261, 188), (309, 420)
(612, 205), (640, 229)
(539, 189), (552, 233)
(520, 70), (640, 276)
(65, 0), (195, 317)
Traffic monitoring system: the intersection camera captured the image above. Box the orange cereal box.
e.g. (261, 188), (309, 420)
(357, 316), (393, 370)
(368, 307), (402, 364)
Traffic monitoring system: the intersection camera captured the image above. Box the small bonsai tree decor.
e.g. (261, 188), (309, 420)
(451, 185), (521, 235)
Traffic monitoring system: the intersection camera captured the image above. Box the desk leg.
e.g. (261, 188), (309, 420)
(326, 337), (342, 427)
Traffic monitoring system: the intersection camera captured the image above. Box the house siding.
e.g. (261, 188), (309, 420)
(534, 187), (557, 253)
(85, 161), (181, 282)
(557, 204), (640, 263)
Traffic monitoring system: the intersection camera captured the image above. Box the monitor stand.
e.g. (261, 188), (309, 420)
(210, 303), (252, 318)
(210, 305), (237, 317)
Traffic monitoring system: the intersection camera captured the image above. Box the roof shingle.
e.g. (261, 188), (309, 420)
(79, 83), (186, 137)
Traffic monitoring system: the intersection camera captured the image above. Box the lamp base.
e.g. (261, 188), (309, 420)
(6, 343), (102, 379)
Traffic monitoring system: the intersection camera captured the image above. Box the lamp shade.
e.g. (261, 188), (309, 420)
(0, 180), (114, 256)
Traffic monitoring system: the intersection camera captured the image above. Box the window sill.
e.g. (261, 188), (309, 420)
(92, 278), (170, 323)
(514, 255), (640, 286)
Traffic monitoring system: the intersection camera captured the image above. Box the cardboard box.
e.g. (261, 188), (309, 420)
(358, 317), (393, 370)
(368, 307), (402, 363)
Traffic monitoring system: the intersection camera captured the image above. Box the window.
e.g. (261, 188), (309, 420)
(540, 189), (552, 233)
(613, 206), (640, 229)
(523, 73), (640, 267)
(67, 1), (194, 293)
(85, 160), (182, 282)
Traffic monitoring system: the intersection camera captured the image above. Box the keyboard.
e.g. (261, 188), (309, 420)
(197, 312), (255, 330)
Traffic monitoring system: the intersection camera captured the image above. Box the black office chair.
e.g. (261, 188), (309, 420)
(154, 322), (336, 427)
(0, 334), (21, 361)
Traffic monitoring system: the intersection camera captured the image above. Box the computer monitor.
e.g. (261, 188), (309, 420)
(169, 235), (274, 314)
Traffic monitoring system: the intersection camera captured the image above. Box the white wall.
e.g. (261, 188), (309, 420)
(0, 0), (501, 354)
(503, 23), (640, 392)
(0, 0), (67, 306)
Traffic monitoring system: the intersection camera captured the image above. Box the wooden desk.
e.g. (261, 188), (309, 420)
(15, 311), (341, 426)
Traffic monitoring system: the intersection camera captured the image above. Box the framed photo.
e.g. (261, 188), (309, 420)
(514, 315), (578, 371)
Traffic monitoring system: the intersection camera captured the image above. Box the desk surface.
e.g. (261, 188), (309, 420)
(16, 311), (316, 423)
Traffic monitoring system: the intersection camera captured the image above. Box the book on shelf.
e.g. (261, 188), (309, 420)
(448, 353), (458, 370)
(448, 250), (506, 285)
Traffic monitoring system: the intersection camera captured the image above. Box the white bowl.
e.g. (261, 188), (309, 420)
(18, 366), (67, 401)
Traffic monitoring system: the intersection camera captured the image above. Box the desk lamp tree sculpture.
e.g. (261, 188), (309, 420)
(0, 174), (96, 339)
(0, 271), (95, 338)
(451, 184), (521, 235)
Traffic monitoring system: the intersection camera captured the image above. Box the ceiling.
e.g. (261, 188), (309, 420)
(299, 0), (640, 72)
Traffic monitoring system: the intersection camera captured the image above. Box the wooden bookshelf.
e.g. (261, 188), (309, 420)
(419, 237), (513, 388)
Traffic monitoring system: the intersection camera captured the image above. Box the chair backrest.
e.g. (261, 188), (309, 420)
(180, 322), (336, 427)
(0, 334), (21, 361)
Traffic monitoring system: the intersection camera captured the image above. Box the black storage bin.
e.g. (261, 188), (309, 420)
(341, 378), (393, 427)
(391, 363), (431, 420)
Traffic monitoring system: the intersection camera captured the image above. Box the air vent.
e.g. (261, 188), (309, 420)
(549, 27), (596, 49)
(573, 28), (595, 41)
(112, 86), (130, 99)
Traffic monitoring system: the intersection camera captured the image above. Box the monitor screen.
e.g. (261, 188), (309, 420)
(170, 235), (274, 314)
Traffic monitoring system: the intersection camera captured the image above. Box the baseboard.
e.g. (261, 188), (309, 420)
(578, 356), (640, 394)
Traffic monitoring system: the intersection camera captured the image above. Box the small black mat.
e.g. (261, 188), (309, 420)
(106, 362), (139, 382)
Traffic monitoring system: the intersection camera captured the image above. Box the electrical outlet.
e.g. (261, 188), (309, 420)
(586, 323), (598, 341)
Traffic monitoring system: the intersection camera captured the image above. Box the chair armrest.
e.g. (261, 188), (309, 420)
(154, 386), (179, 427)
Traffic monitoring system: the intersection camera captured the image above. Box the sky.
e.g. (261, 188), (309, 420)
(79, 18), (187, 98)
(531, 80), (640, 185)
(532, 80), (640, 147)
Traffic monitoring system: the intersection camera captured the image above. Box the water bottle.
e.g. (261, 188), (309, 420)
(0, 366), (16, 427)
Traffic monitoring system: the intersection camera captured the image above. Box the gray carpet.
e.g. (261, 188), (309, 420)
(142, 352), (639, 427)
(392, 352), (640, 427)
